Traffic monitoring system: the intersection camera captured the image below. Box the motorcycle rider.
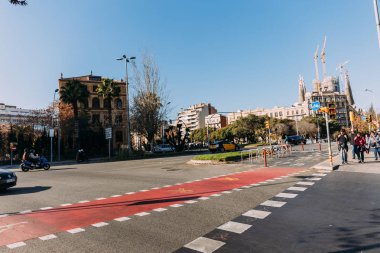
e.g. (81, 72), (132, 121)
(29, 149), (39, 166)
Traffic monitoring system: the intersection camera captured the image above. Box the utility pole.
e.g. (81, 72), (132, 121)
(374, 0), (380, 48)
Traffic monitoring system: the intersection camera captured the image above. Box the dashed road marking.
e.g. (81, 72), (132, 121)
(40, 207), (53, 210)
(217, 221), (251, 234)
(211, 194), (222, 197)
(92, 222), (108, 228)
(0, 214), (9, 218)
(39, 234), (57, 241)
(6, 242), (26, 249)
(170, 204), (183, 208)
(185, 200), (198, 204)
(287, 186), (307, 191)
(242, 209), (271, 219)
(139, 190), (148, 192)
(60, 203), (72, 207)
(111, 195), (122, 198)
(153, 208), (167, 212)
(78, 200), (90, 203)
(260, 200), (286, 208)
(276, 193), (298, 199)
(184, 237), (225, 253)
(19, 210), (32, 214)
(296, 181), (315, 186)
(198, 197), (210, 200)
(222, 191), (232, 194)
(135, 212), (150, 217)
(125, 192), (135, 195)
(114, 217), (130, 222)
(67, 228), (85, 234)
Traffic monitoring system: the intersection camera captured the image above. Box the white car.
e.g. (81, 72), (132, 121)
(153, 144), (174, 153)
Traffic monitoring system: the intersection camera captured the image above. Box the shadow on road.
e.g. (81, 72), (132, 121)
(0, 186), (51, 196)
(128, 195), (199, 206)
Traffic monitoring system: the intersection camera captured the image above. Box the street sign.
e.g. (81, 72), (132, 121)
(361, 115), (366, 121)
(105, 128), (112, 139)
(311, 101), (321, 111)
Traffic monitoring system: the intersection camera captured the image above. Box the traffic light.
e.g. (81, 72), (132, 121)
(319, 107), (329, 113)
(349, 111), (354, 122)
(328, 103), (336, 119)
(265, 120), (270, 129)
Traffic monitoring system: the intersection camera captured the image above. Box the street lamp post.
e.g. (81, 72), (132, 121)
(51, 89), (59, 163)
(117, 55), (135, 155)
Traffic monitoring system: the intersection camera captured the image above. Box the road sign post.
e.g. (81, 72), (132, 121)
(311, 101), (321, 111)
(105, 128), (112, 159)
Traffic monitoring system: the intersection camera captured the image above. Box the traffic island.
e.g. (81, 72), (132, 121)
(189, 152), (251, 165)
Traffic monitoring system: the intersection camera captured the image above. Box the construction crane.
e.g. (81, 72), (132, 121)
(320, 36), (327, 79)
(313, 45), (321, 92)
(336, 60), (350, 92)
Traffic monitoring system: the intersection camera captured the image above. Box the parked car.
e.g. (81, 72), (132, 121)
(209, 140), (240, 153)
(0, 169), (17, 190)
(153, 144), (175, 153)
(286, 135), (306, 145)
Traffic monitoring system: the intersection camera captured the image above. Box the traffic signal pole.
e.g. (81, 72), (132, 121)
(324, 112), (333, 167)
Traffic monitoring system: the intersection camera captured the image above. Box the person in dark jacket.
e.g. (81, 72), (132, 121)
(337, 129), (349, 164)
(354, 132), (366, 163)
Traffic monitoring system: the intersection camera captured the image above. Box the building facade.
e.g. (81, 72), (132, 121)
(59, 74), (127, 149)
(205, 114), (227, 129)
(176, 103), (217, 132)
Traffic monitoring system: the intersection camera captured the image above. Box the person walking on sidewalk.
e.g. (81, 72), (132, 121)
(369, 131), (380, 160)
(337, 129), (349, 164)
(349, 129), (356, 159)
(354, 132), (366, 163)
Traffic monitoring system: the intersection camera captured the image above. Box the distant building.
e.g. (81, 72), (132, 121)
(59, 73), (127, 149)
(176, 103), (217, 132)
(0, 103), (39, 128)
(205, 114), (227, 129)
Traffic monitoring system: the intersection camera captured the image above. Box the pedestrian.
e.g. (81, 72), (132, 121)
(22, 148), (28, 161)
(365, 133), (371, 154)
(337, 129), (348, 164)
(354, 132), (366, 163)
(369, 131), (380, 160)
(349, 130), (356, 159)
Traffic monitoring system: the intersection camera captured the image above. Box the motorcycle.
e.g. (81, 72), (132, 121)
(76, 149), (88, 163)
(20, 156), (51, 172)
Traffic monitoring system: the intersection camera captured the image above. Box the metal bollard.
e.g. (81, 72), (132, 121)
(263, 149), (268, 167)
(319, 143), (322, 152)
(301, 143), (304, 151)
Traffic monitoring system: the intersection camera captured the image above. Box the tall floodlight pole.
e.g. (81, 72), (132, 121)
(117, 55), (136, 155)
(374, 0), (380, 48)
(51, 89), (59, 163)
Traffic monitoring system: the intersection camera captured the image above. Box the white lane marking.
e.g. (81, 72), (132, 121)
(170, 204), (183, 208)
(135, 212), (150, 216)
(204, 178), (211, 180)
(306, 177), (321, 181)
(125, 192), (135, 195)
(185, 200), (198, 204)
(184, 237), (225, 253)
(6, 242), (26, 249)
(153, 208), (168, 212)
(242, 209), (271, 219)
(251, 183), (261, 186)
(276, 193), (298, 199)
(174, 183), (182, 185)
(114, 217), (131, 222)
(60, 203), (72, 206)
(67, 228), (85, 234)
(217, 221), (251, 234)
(92, 222), (109, 228)
(221, 191), (232, 194)
(260, 200), (286, 207)
(111, 195), (122, 198)
(312, 173), (327, 177)
(39, 234), (57, 241)
(40, 207), (53, 210)
(0, 214), (9, 218)
(0, 222), (28, 233)
(163, 185), (172, 187)
(233, 188), (243, 191)
(274, 177), (282, 180)
(210, 194), (222, 197)
(296, 181), (315, 186)
(139, 189), (149, 192)
(19, 210), (32, 214)
(198, 197), (210, 200)
(151, 187), (160, 190)
(287, 186), (307, 191)
(193, 180), (201, 182)
(78, 200), (90, 203)
(241, 186), (251, 189)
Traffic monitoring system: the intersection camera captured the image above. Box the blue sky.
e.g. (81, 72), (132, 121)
(1, 0), (379, 119)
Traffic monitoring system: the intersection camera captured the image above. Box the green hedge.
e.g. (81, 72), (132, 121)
(192, 151), (250, 162)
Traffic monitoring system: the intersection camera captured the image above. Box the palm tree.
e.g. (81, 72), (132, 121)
(9, 0), (27, 5)
(60, 79), (89, 149)
(96, 78), (120, 154)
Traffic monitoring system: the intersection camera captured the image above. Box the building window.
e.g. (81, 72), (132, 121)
(301, 109), (304, 114)
(92, 114), (100, 125)
(292, 111), (294, 115)
(287, 111), (289, 116)
(93, 85), (98, 92)
(115, 98), (122, 109)
(115, 115), (123, 125)
(104, 99), (111, 109)
(92, 98), (100, 109)
(275, 112), (278, 117)
(116, 131), (123, 142)
(279, 112), (283, 116)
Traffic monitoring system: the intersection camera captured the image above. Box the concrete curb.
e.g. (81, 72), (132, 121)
(187, 160), (227, 165)
(311, 154), (340, 171)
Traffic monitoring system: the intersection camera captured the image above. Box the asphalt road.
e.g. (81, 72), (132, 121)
(0, 146), (338, 253)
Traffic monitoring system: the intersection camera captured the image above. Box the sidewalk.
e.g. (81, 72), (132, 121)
(338, 151), (380, 174)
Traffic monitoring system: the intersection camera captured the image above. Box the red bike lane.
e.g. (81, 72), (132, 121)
(0, 167), (301, 247)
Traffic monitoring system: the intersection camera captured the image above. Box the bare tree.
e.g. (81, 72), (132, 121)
(9, 0), (27, 5)
(298, 121), (317, 138)
(130, 54), (169, 150)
